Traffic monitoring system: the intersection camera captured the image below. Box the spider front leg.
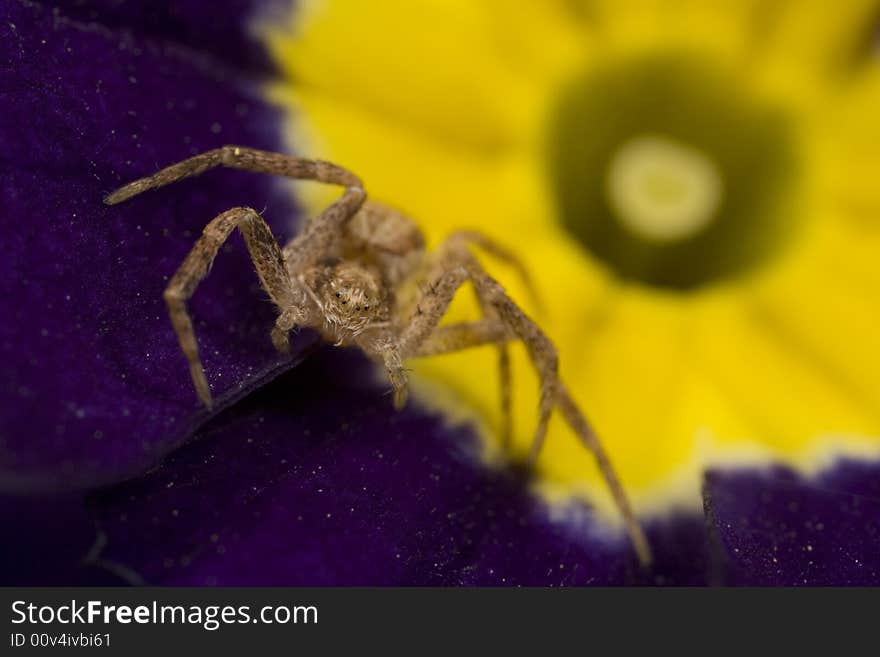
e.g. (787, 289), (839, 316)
(396, 253), (556, 459)
(351, 330), (410, 410)
(475, 273), (558, 466)
(408, 319), (511, 358)
(104, 146), (361, 205)
(105, 147), (368, 405)
(400, 262), (651, 566)
(162, 206), (306, 408)
(350, 265), (473, 415)
(429, 231), (540, 448)
(467, 272), (652, 566)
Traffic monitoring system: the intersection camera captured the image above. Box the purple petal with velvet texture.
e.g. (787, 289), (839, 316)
(704, 463), (880, 585)
(5, 346), (879, 585)
(0, 492), (122, 585)
(0, 0), (314, 492)
(52, 0), (288, 75)
(76, 348), (880, 586)
(87, 348), (712, 586)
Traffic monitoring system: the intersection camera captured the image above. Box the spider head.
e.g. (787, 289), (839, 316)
(322, 263), (385, 331)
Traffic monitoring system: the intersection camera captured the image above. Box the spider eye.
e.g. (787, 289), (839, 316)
(335, 292), (341, 298)
(364, 305), (370, 310)
(356, 306), (361, 311)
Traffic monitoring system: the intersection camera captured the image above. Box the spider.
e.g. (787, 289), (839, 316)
(105, 146), (651, 566)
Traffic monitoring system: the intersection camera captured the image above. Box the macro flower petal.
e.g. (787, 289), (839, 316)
(85, 349), (713, 586)
(51, 0), (287, 75)
(757, 0), (880, 82)
(265, 0), (536, 151)
(705, 461), (880, 585)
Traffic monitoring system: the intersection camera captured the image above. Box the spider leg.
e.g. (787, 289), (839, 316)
(430, 231), (538, 448)
(381, 338), (408, 410)
(469, 271), (558, 467)
(281, 186), (366, 271)
(363, 265), (471, 410)
(398, 266), (472, 357)
(104, 146), (361, 205)
(364, 260), (497, 414)
(497, 347), (513, 449)
(408, 317), (516, 445)
(555, 382), (653, 566)
(105, 145), (368, 359)
(409, 319), (510, 357)
(470, 288), (515, 449)
(401, 263), (651, 566)
(441, 230), (542, 310)
(163, 206), (304, 408)
(270, 308), (302, 355)
(470, 295), (514, 448)
(351, 330), (410, 410)
(394, 252), (530, 454)
(105, 146), (367, 276)
(467, 271), (652, 566)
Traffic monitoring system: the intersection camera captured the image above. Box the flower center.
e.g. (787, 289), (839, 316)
(548, 52), (801, 290)
(607, 134), (723, 242)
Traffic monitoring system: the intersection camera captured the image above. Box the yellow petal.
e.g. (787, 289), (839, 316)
(691, 286), (879, 451)
(530, 283), (757, 516)
(583, 0), (769, 63)
(811, 65), (880, 225)
(480, 0), (592, 85)
(553, 286), (698, 491)
(748, 216), (880, 415)
(268, 85), (550, 249)
(264, 0), (536, 151)
(756, 0), (880, 85)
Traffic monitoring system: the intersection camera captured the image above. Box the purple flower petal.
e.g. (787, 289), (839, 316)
(705, 462), (880, 585)
(0, 0), (314, 491)
(0, 493), (110, 585)
(7, 347), (878, 585)
(87, 349), (712, 586)
(51, 0), (287, 74)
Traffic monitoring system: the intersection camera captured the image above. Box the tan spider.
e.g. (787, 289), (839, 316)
(105, 146), (651, 565)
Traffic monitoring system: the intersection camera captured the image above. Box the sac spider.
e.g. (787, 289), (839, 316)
(105, 146), (651, 566)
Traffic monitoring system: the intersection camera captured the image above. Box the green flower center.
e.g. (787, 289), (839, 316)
(547, 52), (801, 289)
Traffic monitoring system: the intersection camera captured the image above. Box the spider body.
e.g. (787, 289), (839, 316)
(105, 145), (651, 565)
(298, 201), (422, 347)
(303, 259), (388, 336)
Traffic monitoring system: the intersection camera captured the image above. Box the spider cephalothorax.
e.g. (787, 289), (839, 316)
(105, 145), (652, 565)
(302, 260), (388, 339)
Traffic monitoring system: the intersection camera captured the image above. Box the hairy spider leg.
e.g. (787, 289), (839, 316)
(555, 383), (653, 566)
(470, 271), (650, 565)
(105, 147), (367, 406)
(409, 319), (510, 357)
(162, 207), (298, 408)
(428, 231), (543, 448)
(104, 145), (361, 205)
(399, 262), (652, 567)
(351, 328), (409, 410)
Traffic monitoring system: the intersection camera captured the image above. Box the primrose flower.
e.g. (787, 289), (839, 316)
(264, 0), (880, 515)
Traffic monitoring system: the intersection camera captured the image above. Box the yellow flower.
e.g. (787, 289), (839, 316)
(262, 0), (880, 517)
